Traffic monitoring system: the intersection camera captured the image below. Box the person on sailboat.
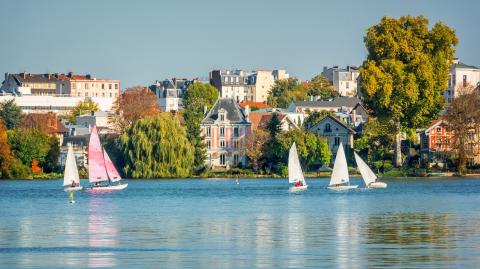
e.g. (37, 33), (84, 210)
(295, 180), (302, 187)
(71, 180), (76, 187)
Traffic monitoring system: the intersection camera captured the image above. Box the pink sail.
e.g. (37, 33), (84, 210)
(88, 125), (108, 183)
(104, 150), (122, 183)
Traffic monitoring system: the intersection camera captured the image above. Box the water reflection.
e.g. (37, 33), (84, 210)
(87, 197), (118, 268)
(332, 197), (360, 269)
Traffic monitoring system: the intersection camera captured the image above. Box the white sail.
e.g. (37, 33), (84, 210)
(63, 144), (80, 186)
(288, 142), (306, 185)
(354, 152), (377, 186)
(329, 142), (349, 186)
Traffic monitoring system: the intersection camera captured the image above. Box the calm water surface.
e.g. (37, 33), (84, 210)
(1, 177), (480, 268)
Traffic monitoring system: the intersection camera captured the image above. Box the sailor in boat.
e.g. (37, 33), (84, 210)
(295, 180), (303, 187)
(71, 180), (76, 188)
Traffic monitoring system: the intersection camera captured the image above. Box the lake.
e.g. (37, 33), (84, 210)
(1, 177), (480, 268)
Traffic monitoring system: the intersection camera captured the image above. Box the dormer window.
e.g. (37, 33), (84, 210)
(220, 115), (225, 121)
(218, 108), (227, 122)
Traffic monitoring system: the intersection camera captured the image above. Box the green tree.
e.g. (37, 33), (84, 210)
(41, 136), (61, 173)
(360, 15), (458, 166)
(303, 111), (334, 129)
(0, 99), (22, 130)
(354, 117), (396, 167)
(305, 74), (338, 99)
(266, 113), (283, 138)
(7, 129), (50, 170)
(119, 114), (194, 178)
(66, 99), (100, 124)
(183, 82), (219, 171)
(267, 78), (304, 108)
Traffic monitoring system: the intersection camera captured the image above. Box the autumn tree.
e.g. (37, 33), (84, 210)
(360, 15), (458, 166)
(0, 121), (12, 177)
(244, 129), (269, 171)
(110, 87), (161, 131)
(445, 84), (480, 174)
(0, 99), (22, 129)
(66, 99), (99, 124)
(183, 82), (219, 171)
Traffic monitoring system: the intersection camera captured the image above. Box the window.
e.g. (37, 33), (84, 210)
(206, 140), (211, 149)
(109, 84), (112, 90)
(102, 93), (105, 97)
(234, 154), (239, 165)
(85, 92), (89, 97)
(452, 74), (456, 85)
(206, 127), (211, 137)
(463, 75), (467, 87)
(233, 140), (239, 149)
(324, 123), (331, 132)
(115, 84), (118, 90)
(102, 84), (105, 90)
(334, 137), (340, 146)
(436, 127), (442, 133)
(220, 114), (225, 121)
(85, 83), (89, 89)
(220, 154), (226, 165)
(109, 93), (112, 97)
(346, 82), (349, 89)
(233, 127), (239, 137)
(220, 140), (225, 148)
(78, 93), (81, 97)
(220, 127), (225, 137)
(72, 83), (76, 89)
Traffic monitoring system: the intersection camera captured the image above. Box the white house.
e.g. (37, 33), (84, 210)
(322, 66), (359, 97)
(445, 59), (480, 103)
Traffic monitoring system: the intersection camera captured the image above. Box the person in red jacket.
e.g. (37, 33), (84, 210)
(71, 180), (76, 187)
(295, 180), (301, 187)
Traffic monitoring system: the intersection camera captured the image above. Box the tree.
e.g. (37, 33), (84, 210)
(111, 87), (160, 131)
(183, 82), (219, 171)
(42, 136), (61, 173)
(244, 129), (269, 171)
(266, 78), (304, 108)
(304, 74), (338, 99)
(302, 111), (334, 129)
(7, 129), (50, 171)
(354, 117), (396, 167)
(266, 113), (282, 138)
(66, 99), (99, 124)
(359, 15), (458, 166)
(119, 114), (194, 178)
(0, 121), (12, 177)
(0, 99), (22, 130)
(445, 85), (480, 174)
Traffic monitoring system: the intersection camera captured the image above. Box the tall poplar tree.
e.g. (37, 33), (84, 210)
(360, 15), (458, 166)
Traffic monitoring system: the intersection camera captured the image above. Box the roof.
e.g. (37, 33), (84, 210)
(11, 73), (63, 85)
(453, 62), (479, 69)
(19, 112), (68, 134)
(239, 101), (272, 109)
(201, 98), (249, 124)
(293, 97), (362, 108)
(309, 115), (355, 134)
(249, 112), (287, 130)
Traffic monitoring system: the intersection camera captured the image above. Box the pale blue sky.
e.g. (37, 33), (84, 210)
(1, 0), (478, 88)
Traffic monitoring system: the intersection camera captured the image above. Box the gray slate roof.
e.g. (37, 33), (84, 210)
(454, 62), (479, 69)
(294, 97), (361, 108)
(11, 73), (62, 85)
(201, 98), (248, 124)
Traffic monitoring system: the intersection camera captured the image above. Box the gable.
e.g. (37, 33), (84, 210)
(309, 115), (354, 135)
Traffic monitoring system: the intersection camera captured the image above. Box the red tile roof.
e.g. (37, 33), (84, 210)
(239, 101), (272, 109)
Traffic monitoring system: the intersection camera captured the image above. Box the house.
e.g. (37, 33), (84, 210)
(249, 112), (299, 132)
(76, 111), (115, 134)
(209, 69), (289, 103)
(419, 119), (453, 164)
(255, 107), (305, 127)
(445, 59), (480, 103)
(150, 78), (196, 112)
(322, 65), (360, 97)
(287, 97), (362, 115)
(308, 115), (355, 154)
(200, 98), (252, 169)
(66, 73), (120, 98)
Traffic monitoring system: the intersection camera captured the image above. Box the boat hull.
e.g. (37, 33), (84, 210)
(89, 183), (128, 192)
(327, 185), (358, 190)
(368, 182), (387, 188)
(289, 185), (308, 192)
(64, 186), (84, 192)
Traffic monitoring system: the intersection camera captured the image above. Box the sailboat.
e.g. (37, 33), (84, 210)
(354, 152), (387, 188)
(288, 142), (308, 192)
(327, 142), (358, 190)
(63, 143), (83, 192)
(88, 125), (128, 191)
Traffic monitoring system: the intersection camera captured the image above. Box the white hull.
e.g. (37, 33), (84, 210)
(64, 186), (83, 192)
(89, 183), (128, 191)
(327, 185), (358, 191)
(368, 182), (387, 188)
(289, 185), (308, 192)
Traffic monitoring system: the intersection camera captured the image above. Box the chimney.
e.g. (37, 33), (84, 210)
(452, 58), (459, 65)
(245, 105), (250, 122)
(86, 74), (91, 79)
(91, 110), (94, 116)
(68, 72), (73, 78)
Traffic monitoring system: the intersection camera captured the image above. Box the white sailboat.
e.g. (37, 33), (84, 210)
(327, 142), (358, 190)
(88, 125), (128, 191)
(288, 142), (308, 192)
(63, 143), (83, 192)
(354, 152), (387, 188)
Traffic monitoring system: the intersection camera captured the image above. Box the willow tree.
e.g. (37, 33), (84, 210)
(360, 15), (458, 166)
(183, 82), (219, 171)
(119, 114), (194, 178)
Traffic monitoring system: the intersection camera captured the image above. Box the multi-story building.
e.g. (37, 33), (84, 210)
(444, 59), (480, 103)
(322, 65), (359, 97)
(209, 69), (289, 103)
(150, 78), (196, 112)
(66, 73), (120, 98)
(200, 98), (251, 169)
(419, 119), (453, 165)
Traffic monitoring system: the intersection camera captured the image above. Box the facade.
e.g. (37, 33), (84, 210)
(200, 98), (251, 169)
(150, 78), (196, 112)
(209, 69), (289, 103)
(76, 111), (114, 134)
(444, 59), (480, 103)
(419, 120), (453, 165)
(1, 72), (120, 97)
(322, 65), (359, 97)
(0, 95), (116, 115)
(308, 115), (355, 154)
(288, 97), (362, 115)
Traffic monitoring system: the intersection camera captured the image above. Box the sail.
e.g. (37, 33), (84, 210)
(354, 152), (377, 186)
(329, 142), (350, 186)
(104, 150), (122, 182)
(288, 142), (306, 185)
(88, 125), (108, 183)
(63, 144), (80, 186)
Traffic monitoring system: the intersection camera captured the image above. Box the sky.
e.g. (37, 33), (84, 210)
(1, 0), (479, 88)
